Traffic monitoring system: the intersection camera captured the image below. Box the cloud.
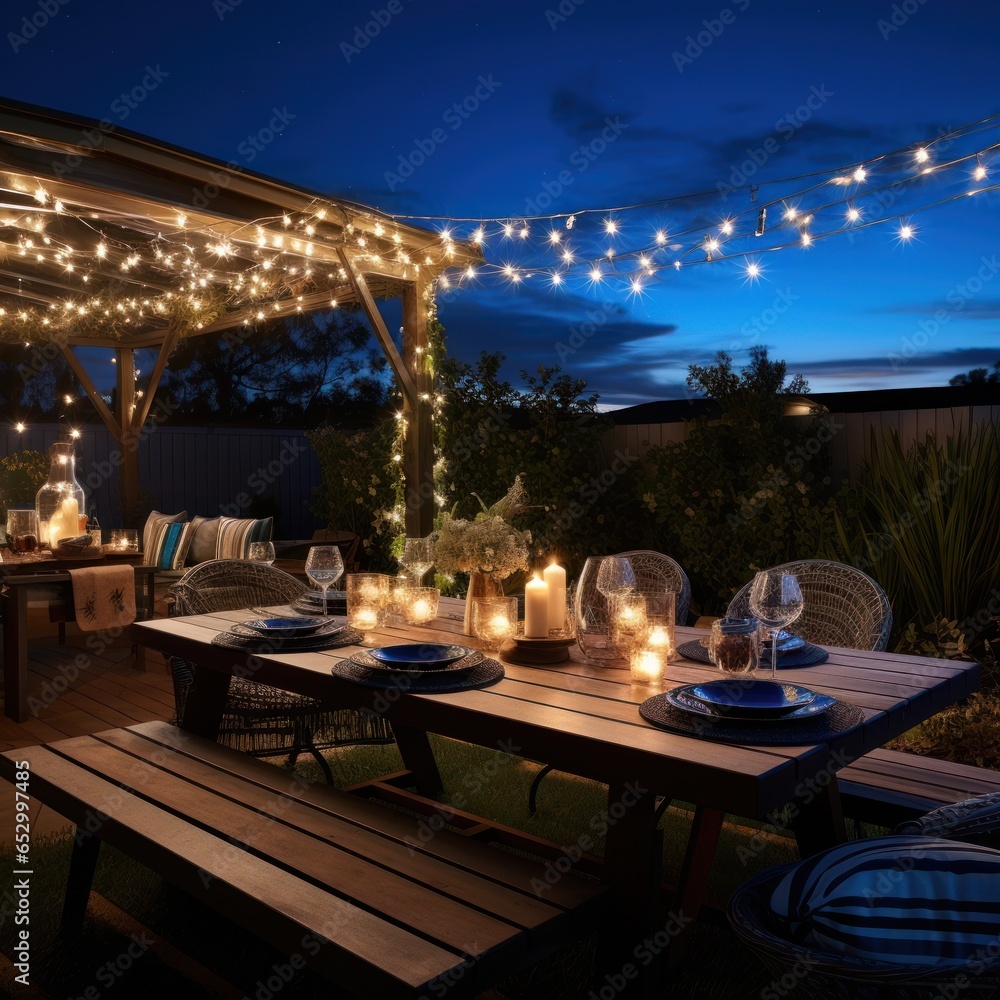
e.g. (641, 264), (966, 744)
(795, 346), (1000, 379)
(874, 297), (1000, 320)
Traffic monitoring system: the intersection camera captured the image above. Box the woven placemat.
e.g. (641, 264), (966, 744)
(639, 693), (864, 745)
(677, 639), (829, 669)
(211, 627), (363, 653)
(332, 655), (504, 692)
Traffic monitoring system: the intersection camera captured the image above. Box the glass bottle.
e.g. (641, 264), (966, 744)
(36, 441), (86, 549)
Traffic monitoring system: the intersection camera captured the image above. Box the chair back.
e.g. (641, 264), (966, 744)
(169, 558), (307, 616)
(727, 559), (892, 651)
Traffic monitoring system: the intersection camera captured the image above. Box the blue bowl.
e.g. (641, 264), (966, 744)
(243, 616), (325, 637)
(689, 679), (816, 716)
(369, 643), (472, 670)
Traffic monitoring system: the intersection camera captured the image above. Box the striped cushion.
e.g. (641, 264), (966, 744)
(771, 836), (1000, 967)
(149, 521), (193, 570)
(215, 516), (273, 560)
(142, 510), (187, 556)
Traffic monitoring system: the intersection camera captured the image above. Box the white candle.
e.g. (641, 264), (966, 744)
(524, 574), (549, 638)
(543, 561), (566, 631)
(48, 497), (79, 547)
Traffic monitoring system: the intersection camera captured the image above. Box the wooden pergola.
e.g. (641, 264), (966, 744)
(0, 98), (480, 535)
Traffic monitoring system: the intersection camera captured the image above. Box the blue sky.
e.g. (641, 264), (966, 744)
(2, 0), (998, 406)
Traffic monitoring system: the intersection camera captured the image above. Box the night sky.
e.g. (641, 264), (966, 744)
(2, 0), (999, 407)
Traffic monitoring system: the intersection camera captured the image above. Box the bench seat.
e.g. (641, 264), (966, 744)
(838, 747), (1000, 828)
(1, 721), (607, 999)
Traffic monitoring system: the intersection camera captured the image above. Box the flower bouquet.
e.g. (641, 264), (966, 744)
(434, 476), (532, 633)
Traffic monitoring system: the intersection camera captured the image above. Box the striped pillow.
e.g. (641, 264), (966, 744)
(215, 516), (273, 560)
(142, 510), (187, 556)
(770, 835), (1000, 967)
(149, 521), (193, 570)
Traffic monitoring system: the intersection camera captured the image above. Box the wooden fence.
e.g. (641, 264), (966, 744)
(0, 424), (323, 539)
(605, 403), (1000, 476)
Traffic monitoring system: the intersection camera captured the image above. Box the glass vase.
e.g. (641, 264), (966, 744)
(35, 441), (86, 550)
(574, 556), (627, 665)
(463, 571), (505, 635)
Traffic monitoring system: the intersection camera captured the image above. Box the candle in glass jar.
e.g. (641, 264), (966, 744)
(630, 648), (666, 684)
(543, 561), (566, 631)
(352, 608), (379, 631)
(645, 625), (673, 654)
(410, 598), (432, 622)
(524, 574), (549, 638)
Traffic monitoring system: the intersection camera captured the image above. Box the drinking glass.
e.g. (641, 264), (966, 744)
(305, 545), (344, 617)
(400, 536), (434, 585)
(248, 541), (275, 565)
(596, 555), (636, 598)
(749, 571), (803, 679)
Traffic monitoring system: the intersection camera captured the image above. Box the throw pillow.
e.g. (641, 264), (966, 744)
(187, 516), (221, 565)
(770, 835), (1000, 967)
(149, 521), (194, 570)
(142, 510), (187, 558)
(215, 516), (273, 560)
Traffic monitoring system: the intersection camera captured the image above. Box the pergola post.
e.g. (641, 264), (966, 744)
(401, 279), (434, 537)
(115, 347), (139, 519)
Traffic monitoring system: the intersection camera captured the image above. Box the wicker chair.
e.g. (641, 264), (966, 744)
(728, 799), (1000, 999)
(527, 550), (691, 815)
(167, 559), (393, 783)
(727, 559), (893, 651)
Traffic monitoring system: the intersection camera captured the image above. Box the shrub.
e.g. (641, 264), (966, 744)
(831, 424), (1000, 645)
(0, 449), (48, 524)
(307, 421), (399, 569)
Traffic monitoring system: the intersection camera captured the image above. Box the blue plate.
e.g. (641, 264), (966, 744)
(667, 686), (835, 723)
(688, 679), (816, 717)
(243, 616), (326, 637)
(369, 643), (472, 670)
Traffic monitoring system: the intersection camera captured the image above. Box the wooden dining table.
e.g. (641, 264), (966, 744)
(129, 597), (979, 995)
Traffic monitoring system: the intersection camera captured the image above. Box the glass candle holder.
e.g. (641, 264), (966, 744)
(610, 593), (648, 652)
(346, 573), (390, 634)
(402, 587), (439, 625)
(472, 596), (518, 651)
(109, 528), (139, 552)
(630, 647), (667, 684)
(5, 509), (38, 552)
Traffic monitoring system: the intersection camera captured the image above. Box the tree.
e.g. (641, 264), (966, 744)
(159, 307), (389, 424)
(949, 360), (1000, 386)
(687, 345), (809, 427)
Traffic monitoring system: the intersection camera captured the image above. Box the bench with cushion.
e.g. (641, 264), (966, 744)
(0, 722), (607, 999)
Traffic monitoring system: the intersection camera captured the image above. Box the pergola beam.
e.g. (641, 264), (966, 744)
(58, 342), (122, 439)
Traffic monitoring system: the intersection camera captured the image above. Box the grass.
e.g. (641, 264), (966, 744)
(1, 737), (821, 999)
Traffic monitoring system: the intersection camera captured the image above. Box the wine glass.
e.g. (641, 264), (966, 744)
(596, 555), (636, 598)
(749, 571), (804, 679)
(304, 546), (344, 617)
(248, 541), (275, 565)
(400, 536), (434, 585)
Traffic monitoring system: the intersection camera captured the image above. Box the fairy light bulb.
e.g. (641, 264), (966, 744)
(801, 231), (812, 247)
(720, 219), (734, 235)
(655, 230), (667, 245)
(745, 260), (761, 280)
(847, 206), (861, 222)
(550, 271), (563, 286)
(548, 230), (562, 244)
(503, 222), (514, 238)
(603, 218), (618, 236)
(472, 227), (484, 244)
(974, 163), (988, 181)
(853, 166), (867, 182)
(898, 223), (915, 242)
(915, 148), (929, 163)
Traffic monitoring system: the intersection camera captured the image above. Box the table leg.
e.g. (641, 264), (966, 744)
(392, 723), (443, 796)
(791, 780), (847, 857)
(595, 779), (663, 999)
(2, 584), (30, 722)
(668, 805), (724, 969)
(178, 664), (231, 741)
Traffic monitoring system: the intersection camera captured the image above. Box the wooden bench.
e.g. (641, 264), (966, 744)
(1, 721), (607, 999)
(838, 748), (1000, 829)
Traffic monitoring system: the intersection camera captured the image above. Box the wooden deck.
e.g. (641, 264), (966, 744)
(1, 608), (175, 845)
